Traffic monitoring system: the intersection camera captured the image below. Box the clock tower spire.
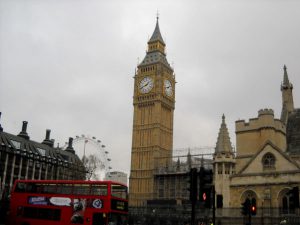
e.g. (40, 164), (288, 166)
(129, 18), (175, 207)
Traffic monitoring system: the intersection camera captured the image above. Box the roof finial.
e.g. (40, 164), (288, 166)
(156, 10), (159, 21)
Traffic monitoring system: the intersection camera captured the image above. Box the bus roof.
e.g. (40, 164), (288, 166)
(13, 179), (126, 186)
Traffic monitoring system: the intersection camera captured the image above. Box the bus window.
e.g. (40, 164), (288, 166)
(16, 183), (44, 193)
(43, 184), (57, 194)
(111, 185), (127, 199)
(35, 184), (45, 193)
(23, 207), (61, 221)
(25, 183), (36, 193)
(91, 184), (107, 196)
(57, 184), (73, 194)
(73, 184), (90, 195)
(15, 182), (26, 192)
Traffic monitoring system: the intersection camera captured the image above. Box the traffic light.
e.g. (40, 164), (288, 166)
(188, 168), (198, 202)
(292, 186), (299, 208)
(250, 198), (256, 216)
(216, 194), (223, 208)
(199, 167), (213, 208)
(241, 199), (250, 216)
(250, 204), (256, 215)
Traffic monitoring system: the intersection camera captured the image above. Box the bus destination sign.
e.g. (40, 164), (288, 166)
(111, 199), (128, 212)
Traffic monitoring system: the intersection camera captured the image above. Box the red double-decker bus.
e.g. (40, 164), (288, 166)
(7, 180), (128, 225)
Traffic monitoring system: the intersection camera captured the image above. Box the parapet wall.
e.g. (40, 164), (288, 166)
(235, 108), (287, 160)
(236, 108), (286, 134)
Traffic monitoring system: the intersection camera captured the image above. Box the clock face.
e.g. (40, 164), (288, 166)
(164, 79), (173, 97)
(139, 77), (154, 93)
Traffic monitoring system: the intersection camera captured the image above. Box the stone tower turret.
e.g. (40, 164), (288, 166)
(215, 114), (234, 155)
(281, 65), (294, 124)
(213, 114), (235, 208)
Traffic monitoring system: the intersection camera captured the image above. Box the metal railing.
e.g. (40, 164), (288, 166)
(129, 206), (300, 225)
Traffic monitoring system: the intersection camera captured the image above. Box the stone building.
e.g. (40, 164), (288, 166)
(213, 66), (300, 224)
(127, 18), (300, 225)
(0, 117), (86, 201)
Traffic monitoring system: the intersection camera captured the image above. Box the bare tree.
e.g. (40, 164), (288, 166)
(81, 154), (105, 180)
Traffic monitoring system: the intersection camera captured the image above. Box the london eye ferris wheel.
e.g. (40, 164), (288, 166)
(62, 135), (112, 180)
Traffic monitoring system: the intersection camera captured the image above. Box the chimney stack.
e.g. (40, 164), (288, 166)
(18, 121), (30, 140)
(46, 129), (50, 139)
(42, 129), (54, 147)
(65, 137), (75, 154)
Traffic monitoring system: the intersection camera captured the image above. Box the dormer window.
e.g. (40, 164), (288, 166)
(262, 153), (276, 169)
(37, 148), (46, 156)
(10, 140), (21, 149)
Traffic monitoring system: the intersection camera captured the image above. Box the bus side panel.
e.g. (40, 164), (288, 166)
(8, 193), (74, 225)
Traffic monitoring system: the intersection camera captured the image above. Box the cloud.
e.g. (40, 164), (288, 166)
(1, 0), (299, 176)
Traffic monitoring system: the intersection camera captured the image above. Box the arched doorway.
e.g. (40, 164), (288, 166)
(241, 190), (257, 205)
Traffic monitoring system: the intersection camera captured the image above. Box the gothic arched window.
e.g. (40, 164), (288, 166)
(262, 153), (276, 169)
(281, 189), (297, 214)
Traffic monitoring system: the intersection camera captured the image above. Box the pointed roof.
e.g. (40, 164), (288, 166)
(139, 51), (170, 67)
(148, 18), (165, 45)
(138, 18), (171, 70)
(237, 140), (300, 175)
(282, 64), (293, 89)
(215, 114), (233, 154)
(283, 65), (289, 85)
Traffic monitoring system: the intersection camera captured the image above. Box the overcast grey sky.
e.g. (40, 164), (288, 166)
(0, 0), (299, 176)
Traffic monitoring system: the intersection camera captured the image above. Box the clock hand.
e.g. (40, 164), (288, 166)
(140, 82), (150, 89)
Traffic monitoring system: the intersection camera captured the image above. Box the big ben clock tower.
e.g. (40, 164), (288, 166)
(129, 18), (176, 207)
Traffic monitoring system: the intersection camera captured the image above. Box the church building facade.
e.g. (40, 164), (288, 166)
(213, 66), (300, 222)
